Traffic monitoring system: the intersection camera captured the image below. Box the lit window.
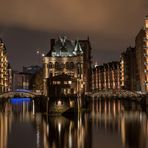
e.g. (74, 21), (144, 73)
(68, 81), (72, 84)
(64, 81), (68, 84)
(57, 100), (62, 106)
(48, 62), (53, 68)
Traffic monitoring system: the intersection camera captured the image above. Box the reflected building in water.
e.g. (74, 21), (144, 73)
(0, 113), (9, 148)
(0, 105), (13, 148)
(38, 114), (92, 148)
(1, 99), (148, 148)
(89, 98), (148, 148)
(0, 100), (35, 148)
(0, 100), (92, 148)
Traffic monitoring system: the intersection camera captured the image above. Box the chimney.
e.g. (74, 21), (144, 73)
(50, 39), (55, 49)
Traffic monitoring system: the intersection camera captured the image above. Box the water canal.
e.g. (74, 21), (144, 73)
(0, 97), (148, 148)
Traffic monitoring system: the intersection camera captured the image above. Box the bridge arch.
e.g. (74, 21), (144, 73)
(0, 91), (40, 99)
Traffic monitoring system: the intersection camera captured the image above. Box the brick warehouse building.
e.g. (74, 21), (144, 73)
(92, 61), (121, 92)
(120, 16), (148, 93)
(120, 47), (137, 91)
(43, 36), (92, 98)
(135, 16), (148, 92)
(0, 39), (12, 93)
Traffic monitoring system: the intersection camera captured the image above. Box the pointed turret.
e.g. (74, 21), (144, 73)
(59, 36), (67, 46)
(73, 40), (83, 55)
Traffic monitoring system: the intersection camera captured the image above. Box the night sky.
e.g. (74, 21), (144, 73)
(0, 0), (147, 70)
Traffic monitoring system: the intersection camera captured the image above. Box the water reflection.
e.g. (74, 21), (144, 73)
(0, 98), (148, 148)
(89, 98), (148, 148)
(42, 114), (92, 148)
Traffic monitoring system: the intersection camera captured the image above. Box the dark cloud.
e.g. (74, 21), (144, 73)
(0, 0), (147, 70)
(0, 0), (147, 33)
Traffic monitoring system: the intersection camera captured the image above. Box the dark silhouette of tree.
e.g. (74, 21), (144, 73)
(30, 69), (43, 91)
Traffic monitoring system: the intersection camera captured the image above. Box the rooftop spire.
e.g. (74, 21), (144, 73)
(74, 40), (83, 54)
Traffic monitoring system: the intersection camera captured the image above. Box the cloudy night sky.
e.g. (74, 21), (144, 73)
(0, 0), (147, 70)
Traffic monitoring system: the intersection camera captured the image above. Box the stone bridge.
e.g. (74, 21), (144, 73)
(0, 91), (42, 99)
(90, 90), (144, 100)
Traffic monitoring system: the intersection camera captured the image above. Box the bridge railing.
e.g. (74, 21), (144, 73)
(0, 91), (41, 99)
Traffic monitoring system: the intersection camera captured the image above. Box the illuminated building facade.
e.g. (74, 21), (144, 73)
(0, 39), (9, 93)
(23, 65), (41, 74)
(92, 61), (120, 91)
(120, 47), (137, 90)
(135, 16), (148, 92)
(7, 64), (13, 92)
(43, 36), (92, 97)
(12, 72), (32, 91)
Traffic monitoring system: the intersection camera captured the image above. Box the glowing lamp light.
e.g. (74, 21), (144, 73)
(58, 122), (61, 134)
(36, 49), (40, 54)
(42, 53), (45, 56)
(57, 100), (62, 106)
(94, 61), (98, 68)
(68, 81), (72, 84)
(10, 98), (31, 104)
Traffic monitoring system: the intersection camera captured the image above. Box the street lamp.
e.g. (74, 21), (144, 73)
(36, 49), (40, 54)
(36, 49), (41, 65)
(42, 53), (45, 57)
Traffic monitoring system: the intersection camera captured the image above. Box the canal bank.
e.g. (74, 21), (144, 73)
(34, 94), (148, 115)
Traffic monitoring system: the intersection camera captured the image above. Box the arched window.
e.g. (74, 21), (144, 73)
(55, 62), (64, 70)
(66, 62), (75, 69)
(77, 62), (81, 67)
(48, 62), (53, 68)
(69, 62), (74, 69)
(60, 63), (64, 69)
(55, 62), (60, 69)
(66, 62), (70, 69)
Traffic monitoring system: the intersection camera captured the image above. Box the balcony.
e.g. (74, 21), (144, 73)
(144, 81), (148, 86)
(144, 37), (148, 42)
(144, 62), (148, 65)
(144, 53), (148, 57)
(144, 26), (148, 30)
(144, 69), (148, 73)
(144, 45), (148, 49)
